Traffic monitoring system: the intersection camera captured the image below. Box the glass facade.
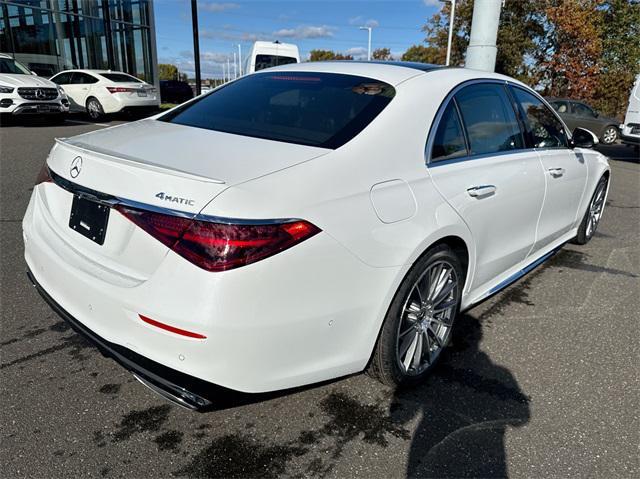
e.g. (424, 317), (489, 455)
(0, 0), (155, 82)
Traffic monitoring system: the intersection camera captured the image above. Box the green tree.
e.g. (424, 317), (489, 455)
(158, 63), (179, 81)
(593, 0), (640, 116)
(309, 49), (353, 61)
(401, 44), (441, 63)
(372, 47), (392, 61)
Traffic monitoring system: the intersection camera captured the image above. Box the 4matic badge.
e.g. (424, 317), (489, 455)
(155, 192), (195, 206)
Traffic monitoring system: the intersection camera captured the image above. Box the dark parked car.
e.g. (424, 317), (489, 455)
(159, 80), (194, 104)
(546, 98), (620, 144)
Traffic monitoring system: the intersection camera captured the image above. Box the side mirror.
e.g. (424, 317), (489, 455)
(571, 127), (599, 149)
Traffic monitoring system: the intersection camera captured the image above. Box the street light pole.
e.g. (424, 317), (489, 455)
(190, 0), (201, 95)
(237, 44), (242, 76)
(359, 26), (372, 61)
(440, 0), (456, 66)
(233, 51), (237, 79)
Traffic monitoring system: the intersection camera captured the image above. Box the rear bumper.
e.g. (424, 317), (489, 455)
(619, 124), (640, 146)
(620, 132), (640, 146)
(27, 268), (222, 410)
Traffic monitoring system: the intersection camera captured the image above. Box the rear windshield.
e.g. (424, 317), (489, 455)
(255, 54), (297, 72)
(101, 73), (142, 83)
(160, 72), (396, 149)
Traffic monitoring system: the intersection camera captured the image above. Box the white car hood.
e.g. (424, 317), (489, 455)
(0, 73), (57, 87)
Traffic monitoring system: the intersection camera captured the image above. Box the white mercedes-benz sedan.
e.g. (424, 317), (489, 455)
(23, 62), (610, 409)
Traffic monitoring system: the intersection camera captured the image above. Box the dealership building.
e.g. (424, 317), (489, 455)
(0, 0), (158, 83)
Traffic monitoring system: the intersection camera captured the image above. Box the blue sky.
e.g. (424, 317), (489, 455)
(154, 0), (443, 78)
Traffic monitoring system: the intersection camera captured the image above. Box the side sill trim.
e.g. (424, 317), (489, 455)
(471, 245), (563, 307)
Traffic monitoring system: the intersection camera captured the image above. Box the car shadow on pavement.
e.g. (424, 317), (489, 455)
(391, 313), (531, 478)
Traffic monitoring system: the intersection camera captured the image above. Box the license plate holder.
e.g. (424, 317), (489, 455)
(137, 90), (147, 97)
(69, 195), (110, 245)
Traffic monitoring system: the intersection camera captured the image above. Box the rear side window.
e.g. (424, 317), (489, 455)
(455, 83), (524, 156)
(255, 55), (297, 72)
(510, 87), (568, 148)
(72, 72), (98, 84)
(160, 72), (396, 149)
(431, 102), (467, 161)
(51, 72), (72, 84)
(100, 73), (142, 83)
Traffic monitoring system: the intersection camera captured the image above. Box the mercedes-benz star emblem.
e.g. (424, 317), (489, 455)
(36, 89), (45, 99)
(70, 156), (83, 178)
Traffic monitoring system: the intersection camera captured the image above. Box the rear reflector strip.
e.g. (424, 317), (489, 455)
(139, 314), (207, 339)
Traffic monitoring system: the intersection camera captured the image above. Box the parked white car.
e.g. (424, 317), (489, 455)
(620, 74), (640, 150)
(245, 40), (299, 74)
(0, 53), (69, 123)
(24, 62), (610, 409)
(49, 69), (159, 120)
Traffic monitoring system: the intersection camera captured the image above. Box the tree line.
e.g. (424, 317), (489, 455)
(311, 0), (639, 117)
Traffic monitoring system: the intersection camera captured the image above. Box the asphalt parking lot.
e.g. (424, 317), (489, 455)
(1, 119), (638, 478)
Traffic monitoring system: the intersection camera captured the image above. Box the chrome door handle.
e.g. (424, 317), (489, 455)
(467, 185), (497, 197)
(548, 167), (565, 177)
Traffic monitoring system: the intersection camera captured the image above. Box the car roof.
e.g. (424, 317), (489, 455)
(0, 53), (13, 59)
(55, 69), (132, 76)
(261, 61), (521, 87)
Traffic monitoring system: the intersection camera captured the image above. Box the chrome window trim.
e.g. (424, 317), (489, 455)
(425, 79), (573, 168)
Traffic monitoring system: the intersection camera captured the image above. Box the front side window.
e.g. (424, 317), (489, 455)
(254, 55), (297, 72)
(511, 87), (568, 149)
(160, 72), (396, 149)
(431, 101), (467, 161)
(550, 100), (569, 114)
(454, 83), (524, 156)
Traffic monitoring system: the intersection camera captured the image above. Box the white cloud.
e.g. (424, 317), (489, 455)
(423, 0), (444, 7)
(345, 46), (368, 60)
(272, 25), (336, 39)
(198, 2), (240, 12)
(200, 28), (269, 42)
(349, 16), (379, 28)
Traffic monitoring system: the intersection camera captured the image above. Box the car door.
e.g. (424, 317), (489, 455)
(510, 87), (588, 252)
(427, 82), (546, 292)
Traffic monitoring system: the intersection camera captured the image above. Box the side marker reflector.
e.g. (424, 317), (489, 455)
(139, 314), (206, 339)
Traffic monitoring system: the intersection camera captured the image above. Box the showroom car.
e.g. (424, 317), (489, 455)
(49, 69), (159, 120)
(0, 53), (69, 123)
(547, 97), (621, 144)
(23, 62), (610, 409)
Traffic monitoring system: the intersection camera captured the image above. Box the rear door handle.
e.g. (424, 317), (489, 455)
(467, 185), (497, 197)
(548, 167), (565, 177)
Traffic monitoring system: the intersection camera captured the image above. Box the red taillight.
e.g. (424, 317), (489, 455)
(35, 163), (52, 185)
(106, 86), (135, 94)
(116, 205), (321, 272)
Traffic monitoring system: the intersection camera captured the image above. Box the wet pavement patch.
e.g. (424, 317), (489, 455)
(154, 430), (183, 452)
(177, 434), (307, 479)
(112, 405), (172, 442)
(98, 383), (121, 395)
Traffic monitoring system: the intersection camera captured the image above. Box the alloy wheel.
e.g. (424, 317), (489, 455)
(602, 127), (617, 144)
(586, 179), (607, 239)
(395, 260), (459, 376)
(87, 100), (101, 120)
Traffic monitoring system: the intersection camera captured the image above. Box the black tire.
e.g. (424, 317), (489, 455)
(573, 175), (608, 245)
(86, 97), (104, 121)
(368, 244), (464, 387)
(601, 126), (618, 145)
